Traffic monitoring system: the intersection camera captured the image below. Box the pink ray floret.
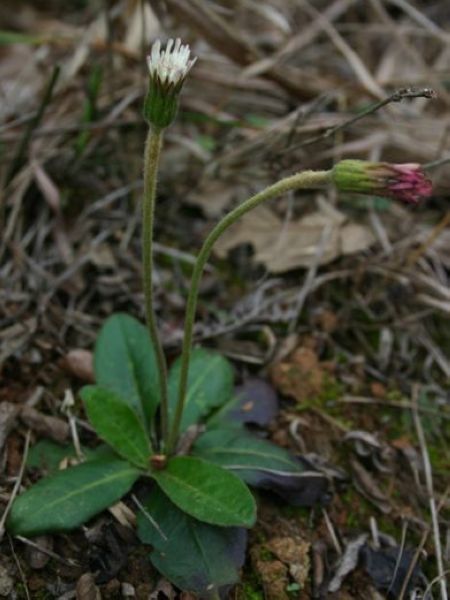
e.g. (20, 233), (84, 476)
(387, 163), (433, 204)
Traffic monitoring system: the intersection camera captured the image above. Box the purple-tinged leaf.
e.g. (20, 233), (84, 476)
(137, 486), (247, 598)
(233, 378), (279, 425)
(361, 545), (425, 599)
(193, 428), (330, 507)
(210, 378), (279, 427)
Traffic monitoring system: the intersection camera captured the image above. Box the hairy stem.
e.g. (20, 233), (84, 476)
(143, 127), (169, 450)
(168, 169), (332, 452)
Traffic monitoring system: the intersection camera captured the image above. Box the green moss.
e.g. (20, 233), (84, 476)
(258, 546), (275, 562)
(237, 574), (264, 600)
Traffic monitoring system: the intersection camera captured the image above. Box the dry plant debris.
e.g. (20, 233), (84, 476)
(1, 0), (449, 597)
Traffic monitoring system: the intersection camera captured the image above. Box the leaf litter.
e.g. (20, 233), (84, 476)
(1, 0), (450, 597)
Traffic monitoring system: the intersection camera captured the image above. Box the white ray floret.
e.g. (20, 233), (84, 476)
(147, 38), (197, 87)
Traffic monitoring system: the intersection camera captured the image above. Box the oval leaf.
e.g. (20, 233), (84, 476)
(151, 456), (256, 527)
(81, 386), (151, 468)
(168, 349), (234, 432)
(137, 486), (247, 596)
(193, 428), (329, 507)
(8, 458), (140, 536)
(94, 314), (160, 427)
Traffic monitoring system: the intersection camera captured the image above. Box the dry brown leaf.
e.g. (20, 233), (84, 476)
(350, 458), (391, 514)
(214, 203), (375, 273)
(108, 501), (136, 528)
(123, 0), (160, 53)
(89, 244), (117, 270)
(0, 45), (43, 121)
(32, 162), (73, 265)
(186, 179), (246, 218)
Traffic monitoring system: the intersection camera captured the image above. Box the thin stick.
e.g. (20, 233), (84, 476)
(131, 494), (167, 541)
(8, 536), (30, 600)
(0, 430), (31, 541)
(322, 508), (342, 555)
(15, 535), (79, 566)
(406, 211), (450, 268)
(387, 519), (408, 597)
(411, 384), (448, 600)
(281, 87), (436, 155)
(398, 528), (429, 600)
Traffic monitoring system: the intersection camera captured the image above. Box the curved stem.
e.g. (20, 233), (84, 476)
(143, 127), (169, 450)
(167, 169), (332, 452)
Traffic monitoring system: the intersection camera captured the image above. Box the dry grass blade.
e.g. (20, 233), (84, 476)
(164, 0), (319, 98)
(296, 0), (385, 98)
(411, 385), (448, 600)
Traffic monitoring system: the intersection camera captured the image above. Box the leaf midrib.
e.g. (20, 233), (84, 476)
(185, 355), (224, 408)
(106, 410), (149, 467)
(24, 466), (137, 519)
(156, 471), (249, 522)
(197, 446), (299, 469)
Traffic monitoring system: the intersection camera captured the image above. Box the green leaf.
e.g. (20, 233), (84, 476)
(94, 313), (160, 427)
(168, 349), (234, 432)
(8, 458), (140, 536)
(137, 486), (247, 597)
(81, 386), (151, 469)
(193, 427), (301, 477)
(150, 456), (256, 527)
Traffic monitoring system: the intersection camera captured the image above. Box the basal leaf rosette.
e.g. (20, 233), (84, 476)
(144, 38), (197, 129)
(332, 160), (432, 204)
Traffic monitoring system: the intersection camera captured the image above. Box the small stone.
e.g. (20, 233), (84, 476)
(121, 582), (135, 597)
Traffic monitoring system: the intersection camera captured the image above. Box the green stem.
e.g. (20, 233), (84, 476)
(168, 169), (332, 452)
(143, 127), (169, 450)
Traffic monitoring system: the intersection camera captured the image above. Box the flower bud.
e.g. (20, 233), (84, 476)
(144, 38), (197, 129)
(332, 160), (432, 204)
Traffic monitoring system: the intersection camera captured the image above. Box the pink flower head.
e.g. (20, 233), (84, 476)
(332, 160), (433, 205)
(387, 163), (433, 204)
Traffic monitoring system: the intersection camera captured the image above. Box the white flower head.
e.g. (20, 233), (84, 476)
(147, 38), (197, 89)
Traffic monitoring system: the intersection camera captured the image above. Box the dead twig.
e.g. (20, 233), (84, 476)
(411, 384), (448, 600)
(0, 431), (31, 541)
(281, 86), (436, 154)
